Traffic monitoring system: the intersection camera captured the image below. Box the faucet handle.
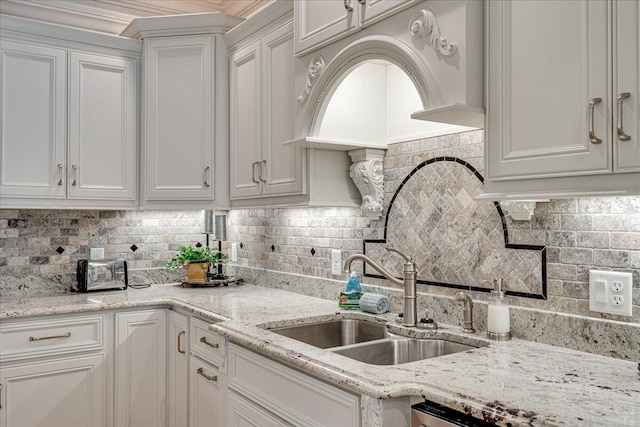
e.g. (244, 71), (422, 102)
(385, 247), (412, 262)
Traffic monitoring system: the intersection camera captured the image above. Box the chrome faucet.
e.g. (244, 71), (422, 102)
(344, 248), (417, 327)
(455, 292), (476, 333)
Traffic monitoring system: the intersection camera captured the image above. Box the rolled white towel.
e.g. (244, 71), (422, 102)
(359, 292), (390, 314)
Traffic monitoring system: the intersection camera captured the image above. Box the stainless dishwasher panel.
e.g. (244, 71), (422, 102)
(411, 401), (493, 427)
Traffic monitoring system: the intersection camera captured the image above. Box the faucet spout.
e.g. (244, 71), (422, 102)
(343, 250), (417, 327)
(455, 292), (476, 334)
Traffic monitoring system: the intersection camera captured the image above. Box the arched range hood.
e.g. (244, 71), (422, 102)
(285, 1), (484, 219)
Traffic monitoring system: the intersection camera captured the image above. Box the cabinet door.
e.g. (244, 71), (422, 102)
(144, 36), (214, 200)
(0, 41), (66, 198)
(227, 391), (286, 427)
(358, 0), (416, 27)
(487, 0), (610, 180)
(68, 52), (137, 200)
(115, 310), (167, 427)
(189, 356), (220, 427)
(614, 0), (640, 172)
(294, 0), (358, 55)
(168, 312), (189, 427)
(262, 22), (303, 197)
(0, 354), (105, 427)
(230, 41), (262, 199)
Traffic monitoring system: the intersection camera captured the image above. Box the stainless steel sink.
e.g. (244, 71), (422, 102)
(331, 338), (476, 365)
(269, 319), (387, 349)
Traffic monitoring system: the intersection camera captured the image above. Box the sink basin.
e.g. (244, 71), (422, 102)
(331, 338), (476, 365)
(269, 319), (387, 349)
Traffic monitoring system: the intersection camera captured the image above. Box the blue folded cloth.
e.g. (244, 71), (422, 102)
(359, 292), (390, 314)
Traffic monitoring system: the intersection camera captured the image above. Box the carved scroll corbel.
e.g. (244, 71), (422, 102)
(500, 200), (548, 221)
(409, 9), (458, 57)
(348, 148), (386, 220)
(297, 55), (325, 104)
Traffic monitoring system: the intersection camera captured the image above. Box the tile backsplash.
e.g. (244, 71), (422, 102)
(1, 130), (638, 326)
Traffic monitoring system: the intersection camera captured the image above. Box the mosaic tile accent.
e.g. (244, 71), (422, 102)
(363, 158), (545, 298)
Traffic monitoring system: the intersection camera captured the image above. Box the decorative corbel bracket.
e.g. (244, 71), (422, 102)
(409, 9), (458, 57)
(297, 55), (325, 104)
(348, 148), (386, 220)
(500, 200), (549, 221)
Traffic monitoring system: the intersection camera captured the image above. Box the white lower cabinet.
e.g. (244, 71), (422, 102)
(0, 313), (107, 427)
(189, 355), (221, 427)
(227, 391), (289, 427)
(0, 354), (105, 427)
(227, 343), (360, 427)
(168, 311), (189, 427)
(115, 310), (167, 427)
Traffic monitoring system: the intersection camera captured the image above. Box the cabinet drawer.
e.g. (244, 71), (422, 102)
(190, 317), (223, 366)
(0, 315), (104, 362)
(228, 343), (360, 427)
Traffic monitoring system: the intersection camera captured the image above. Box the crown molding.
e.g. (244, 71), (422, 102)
(121, 12), (244, 39)
(0, 0), (264, 35)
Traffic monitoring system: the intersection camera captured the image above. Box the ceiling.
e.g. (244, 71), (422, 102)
(0, 0), (268, 35)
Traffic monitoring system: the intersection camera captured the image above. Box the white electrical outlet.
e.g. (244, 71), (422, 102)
(90, 248), (104, 260)
(231, 243), (238, 263)
(331, 249), (342, 276)
(589, 270), (633, 316)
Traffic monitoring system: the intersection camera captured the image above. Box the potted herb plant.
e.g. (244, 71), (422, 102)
(165, 245), (227, 283)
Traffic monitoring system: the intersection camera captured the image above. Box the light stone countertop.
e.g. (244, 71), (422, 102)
(1, 282), (639, 427)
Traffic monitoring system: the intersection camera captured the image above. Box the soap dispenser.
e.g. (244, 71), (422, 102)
(487, 278), (511, 341)
(345, 271), (362, 293)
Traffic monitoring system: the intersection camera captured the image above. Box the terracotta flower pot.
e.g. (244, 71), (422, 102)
(183, 262), (210, 283)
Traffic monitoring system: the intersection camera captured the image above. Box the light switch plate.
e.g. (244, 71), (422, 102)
(89, 248), (104, 260)
(231, 243), (238, 263)
(589, 270), (633, 316)
(331, 249), (342, 276)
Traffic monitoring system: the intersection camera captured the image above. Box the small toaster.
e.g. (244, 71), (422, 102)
(74, 259), (128, 292)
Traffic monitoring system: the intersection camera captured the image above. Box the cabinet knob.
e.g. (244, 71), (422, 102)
(203, 166), (210, 188)
(588, 97), (602, 144)
(251, 161), (260, 184)
(344, 0), (353, 12)
(617, 92), (631, 141)
(57, 164), (63, 186)
(177, 330), (185, 354)
(196, 367), (217, 382)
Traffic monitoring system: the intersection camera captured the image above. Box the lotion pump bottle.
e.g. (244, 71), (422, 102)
(487, 278), (511, 341)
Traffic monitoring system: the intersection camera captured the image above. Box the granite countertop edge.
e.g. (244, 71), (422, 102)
(1, 283), (638, 427)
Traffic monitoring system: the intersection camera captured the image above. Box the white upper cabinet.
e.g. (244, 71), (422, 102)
(0, 41), (66, 199)
(68, 52), (137, 200)
(482, 0), (640, 199)
(614, 0), (640, 173)
(230, 20), (302, 200)
(294, 0), (417, 56)
(0, 16), (141, 209)
(143, 36), (214, 201)
(230, 40), (262, 199)
(128, 13), (242, 209)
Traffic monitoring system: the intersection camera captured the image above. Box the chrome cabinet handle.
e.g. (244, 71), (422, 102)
(588, 97), (603, 144)
(71, 165), (78, 186)
(358, 0), (366, 4)
(203, 166), (210, 187)
(196, 367), (217, 382)
(259, 160), (267, 183)
(251, 161), (260, 184)
(177, 330), (185, 354)
(29, 332), (71, 341)
(57, 164), (63, 186)
(200, 336), (218, 349)
(617, 92), (631, 141)
(344, 0), (353, 12)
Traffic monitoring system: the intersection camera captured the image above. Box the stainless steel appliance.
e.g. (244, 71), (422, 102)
(75, 259), (128, 292)
(412, 401), (493, 427)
